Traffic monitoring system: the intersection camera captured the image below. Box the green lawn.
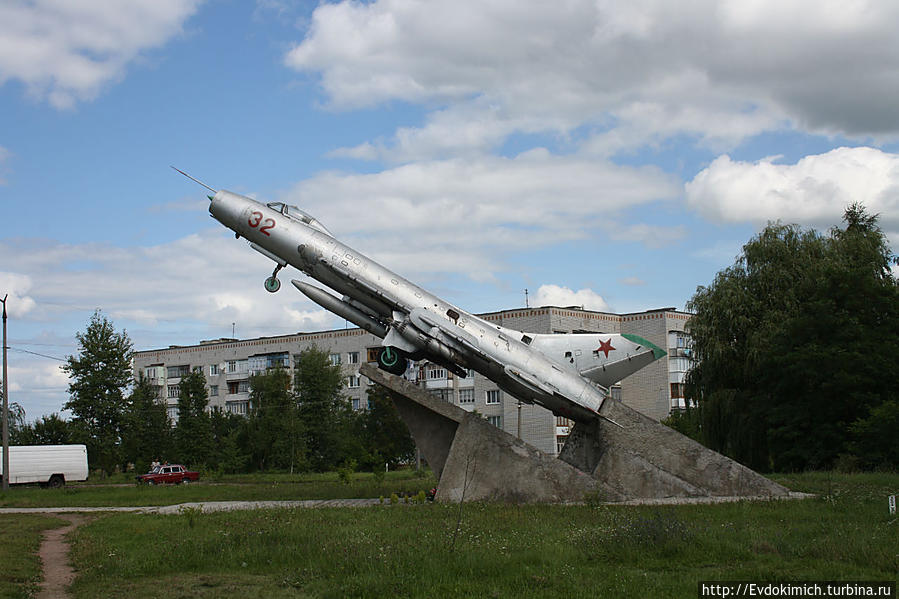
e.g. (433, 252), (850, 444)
(0, 514), (68, 599)
(61, 472), (897, 599)
(0, 471), (436, 508)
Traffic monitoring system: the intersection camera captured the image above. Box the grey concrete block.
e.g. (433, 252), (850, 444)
(361, 364), (603, 503)
(559, 400), (789, 498)
(362, 364), (788, 502)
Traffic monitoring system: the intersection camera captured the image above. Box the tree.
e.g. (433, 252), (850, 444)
(686, 205), (898, 471)
(210, 407), (248, 473)
(7, 402), (27, 444)
(121, 376), (171, 473)
(294, 347), (355, 472)
(849, 400), (899, 469)
(359, 387), (415, 469)
(174, 370), (214, 468)
(245, 368), (305, 472)
(62, 310), (133, 473)
(12, 413), (71, 445)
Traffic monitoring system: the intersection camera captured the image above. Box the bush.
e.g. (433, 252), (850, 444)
(372, 468), (385, 484)
(336, 459), (357, 485)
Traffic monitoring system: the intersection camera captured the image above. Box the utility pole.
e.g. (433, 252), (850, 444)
(2, 294), (9, 492)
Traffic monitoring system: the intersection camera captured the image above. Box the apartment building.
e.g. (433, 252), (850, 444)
(133, 306), (691, 456)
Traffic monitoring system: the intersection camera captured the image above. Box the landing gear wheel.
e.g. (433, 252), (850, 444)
(264, 264), (284, 293)
(377, 346), (407, 376)
(264, 276), (281, 293)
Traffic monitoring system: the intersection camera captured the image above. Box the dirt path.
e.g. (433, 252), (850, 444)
(35, 513), (90, 599)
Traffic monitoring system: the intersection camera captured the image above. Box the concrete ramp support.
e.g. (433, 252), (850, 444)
(360, 364), (788, 502)
(559, 400), (789, 499)
(360, 364), (602, 503)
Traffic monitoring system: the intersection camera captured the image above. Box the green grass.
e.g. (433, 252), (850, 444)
(0, 514), (68, 599)
(0, 471), (436, 508)
(71, 469), (422, 486)
(64, 472), (897, 598)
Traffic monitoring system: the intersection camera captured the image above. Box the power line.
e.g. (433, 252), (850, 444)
(9, 347), (66, 362)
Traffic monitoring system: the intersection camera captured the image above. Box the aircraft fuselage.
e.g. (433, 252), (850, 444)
(208, 189), (659, 423)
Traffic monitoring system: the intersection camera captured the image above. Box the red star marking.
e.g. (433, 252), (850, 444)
(595, 338), (615, 358)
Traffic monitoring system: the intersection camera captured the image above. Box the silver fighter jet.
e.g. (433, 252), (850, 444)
(181, 170), (666, 423)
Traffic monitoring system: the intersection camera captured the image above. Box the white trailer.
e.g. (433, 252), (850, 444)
(0, 445), (89, 487)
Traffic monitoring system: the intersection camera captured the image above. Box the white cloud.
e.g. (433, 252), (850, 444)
(6, 361), (68, 396)
(282, 152), (680, 279)
(685, 147), (899, 233)
(534, 284), (610, 312)
(0, 1), (201, 108)
(287, 0), (899, 159)
(0, 230), (336, 338)
(0, 272), (37, 317)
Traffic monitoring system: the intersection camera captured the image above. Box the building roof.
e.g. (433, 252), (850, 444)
(134, 305), (691, 357)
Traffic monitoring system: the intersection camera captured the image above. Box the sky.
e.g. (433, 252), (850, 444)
(1, 0), (898, 421)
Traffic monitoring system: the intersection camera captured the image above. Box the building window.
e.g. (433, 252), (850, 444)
(227, 401), (248, 415)
(209, 364), (219, 376)
(329, 353), (341, 366)
(167, 385), (180, 399)
(458, 389), (474, 404)
(348, 351), (360, 364)
(193, 365), (203, 373)
(227, 360), (237, 373)
(167, 406), (179, 422)
(352, 398), (360, 410)
(427, 366), (447, 380)
(167, 364), (190, 378)
(210, 385), (218, 397)
(366, 347), (381, 362)
(611, 386), (622, 401)
(670, 383), (685, 399)
(556, 435), (568, 455)
(486, 390), (501, 405)
(428, 388), (453, 403)
(669, 357), (691, 373)
(347, 374), (360, 388)
(556, 416), (572, 427)
(487, 415), (502, 428)
(228, 380), (250, 395)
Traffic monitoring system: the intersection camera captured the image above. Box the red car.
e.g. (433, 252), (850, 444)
(136, 464), (199, 485)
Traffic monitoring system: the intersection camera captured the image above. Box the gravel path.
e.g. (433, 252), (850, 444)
(35, 514), (90, 599)
(0, 498), (384, 515)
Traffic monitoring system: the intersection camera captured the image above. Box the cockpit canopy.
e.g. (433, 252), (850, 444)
(266, 202), (332, 236)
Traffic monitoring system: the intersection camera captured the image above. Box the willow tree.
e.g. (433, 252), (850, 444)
(686, 204), (898, 471)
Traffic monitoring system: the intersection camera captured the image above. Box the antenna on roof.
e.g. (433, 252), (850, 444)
(525, 288), (529, 308)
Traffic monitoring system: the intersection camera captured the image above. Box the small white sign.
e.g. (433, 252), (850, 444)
(890, 495), (896, 516)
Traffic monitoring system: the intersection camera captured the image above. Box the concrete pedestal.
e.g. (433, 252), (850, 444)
(360, 364), (788, 502)
(360, 364), (603, 502)
(558, 401), (789, 499)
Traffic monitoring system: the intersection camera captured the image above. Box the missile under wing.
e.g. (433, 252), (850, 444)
(192, 179), (665, 423)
